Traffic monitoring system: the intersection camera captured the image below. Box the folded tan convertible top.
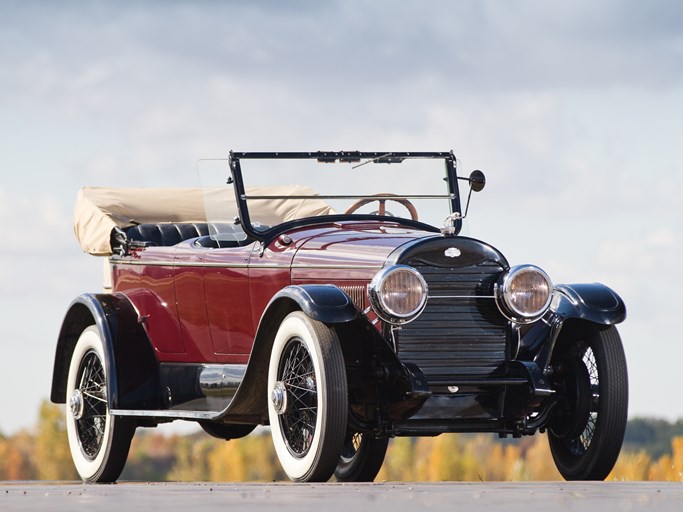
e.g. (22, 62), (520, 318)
(75, 185), (335, 256)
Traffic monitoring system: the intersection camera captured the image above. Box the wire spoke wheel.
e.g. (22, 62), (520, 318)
(74, 351), (108, 459)
(267, 312), (348, 482)
(335, 431), (389, 482)
(65, 325), (135, 483)
(548, 324), (628, 480)
(278, 338), (318, 457)
(340, 433), (363, 463)
(564, 345), (599, 456)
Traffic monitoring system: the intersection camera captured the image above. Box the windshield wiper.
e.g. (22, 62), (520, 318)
(352, 153), (406, 169)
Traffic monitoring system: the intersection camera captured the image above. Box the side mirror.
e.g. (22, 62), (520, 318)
(469, 170), (486, 192)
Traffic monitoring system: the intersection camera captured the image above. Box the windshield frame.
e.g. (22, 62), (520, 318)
(228, 151), (464, 244)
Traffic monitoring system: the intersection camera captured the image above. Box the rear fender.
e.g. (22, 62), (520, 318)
(50, 293), (160, 410)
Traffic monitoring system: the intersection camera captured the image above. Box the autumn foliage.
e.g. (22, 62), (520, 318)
(2, 401), (683, 482)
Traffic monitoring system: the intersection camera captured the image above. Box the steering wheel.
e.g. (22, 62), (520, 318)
(345, 193), (419, 221)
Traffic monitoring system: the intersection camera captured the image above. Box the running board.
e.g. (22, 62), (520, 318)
(110, 363), (248, 421)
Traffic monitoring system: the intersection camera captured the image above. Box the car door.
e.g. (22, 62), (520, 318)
(203, 242), (257, 363)
(173, 242), (215, 362)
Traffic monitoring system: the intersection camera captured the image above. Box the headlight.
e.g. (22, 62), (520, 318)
(368, 265), (428, 324)
(496, 265), (553, 323)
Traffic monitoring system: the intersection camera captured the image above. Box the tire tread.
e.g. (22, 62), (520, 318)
(548, 324), (628, 481)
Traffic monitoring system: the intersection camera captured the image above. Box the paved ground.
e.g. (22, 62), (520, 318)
(2, 481), (682, 511)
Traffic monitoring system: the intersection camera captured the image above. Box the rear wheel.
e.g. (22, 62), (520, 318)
(335, 432), (389, 482)
(65, 325), (135, 483)
(267, 312), (348, 482)
(548, 324), (628, 480)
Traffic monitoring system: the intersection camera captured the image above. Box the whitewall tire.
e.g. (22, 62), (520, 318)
(267, 312), (348, 482)
(65, 325), (135, 483)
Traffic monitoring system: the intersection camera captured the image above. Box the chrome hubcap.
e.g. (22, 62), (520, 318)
(69, 388), (84, 420)
(271, 381), (288, 415)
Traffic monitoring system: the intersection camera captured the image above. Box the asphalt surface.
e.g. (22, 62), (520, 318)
(1, 481), (682, 511)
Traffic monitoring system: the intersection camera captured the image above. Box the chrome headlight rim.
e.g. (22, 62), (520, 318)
(368, 265), (428, 325)
(496, 264), (553, 323)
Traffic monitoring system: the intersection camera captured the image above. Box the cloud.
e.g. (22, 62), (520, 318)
(598, 228), (678, 269)
(3, 0), (683, 107)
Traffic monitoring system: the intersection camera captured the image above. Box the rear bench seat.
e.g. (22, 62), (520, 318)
(125, 222), (212, 247)
(113, 222), (249, 252)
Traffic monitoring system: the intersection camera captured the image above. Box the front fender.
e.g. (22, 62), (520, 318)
(270, 284), (359, 324)
(553, 283), (626, 325)
(212, 284), (358, 422)
(519, 283), (626, 368)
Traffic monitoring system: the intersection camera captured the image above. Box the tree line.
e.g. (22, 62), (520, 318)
(1, 401), (683, 481)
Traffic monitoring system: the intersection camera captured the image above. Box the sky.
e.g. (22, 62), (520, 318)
(0, 0), (682, 435)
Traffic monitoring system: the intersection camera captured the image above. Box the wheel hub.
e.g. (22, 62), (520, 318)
(271, 381), (288, 415)
(550, 357), (593, 439)
(69, 388), (84, 420)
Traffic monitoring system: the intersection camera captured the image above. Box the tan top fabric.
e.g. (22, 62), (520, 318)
(75, 185), (336, 255)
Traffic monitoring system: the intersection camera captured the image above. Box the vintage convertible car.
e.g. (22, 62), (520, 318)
(51, 151), (628, 483)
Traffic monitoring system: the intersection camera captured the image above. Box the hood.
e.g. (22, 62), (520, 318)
(290, 221), (437, 273)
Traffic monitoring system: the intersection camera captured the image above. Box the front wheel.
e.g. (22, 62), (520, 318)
(267, 312), (348, 482)
(335, 432), (389, 482)
(547, 324), (628, 480)
(65, 325), (135, 483)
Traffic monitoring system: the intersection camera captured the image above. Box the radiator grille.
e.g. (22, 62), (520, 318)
(340, 285), (367, 310)
(398, 261), (509, 381)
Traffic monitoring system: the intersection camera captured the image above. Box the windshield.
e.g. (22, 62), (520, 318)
(198, 152), (464, 242)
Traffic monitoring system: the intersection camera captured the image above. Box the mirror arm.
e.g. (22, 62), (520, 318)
(456, 170), (486, 219)
(462, 186), (474, 219)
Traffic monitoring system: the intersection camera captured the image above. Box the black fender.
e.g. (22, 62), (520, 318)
(213, 285), (358, 422)
(268, 284), (359, 324)
(519, 282), (626, 369)
(50, 293), (160, 410)
(553, 284), (626, 325)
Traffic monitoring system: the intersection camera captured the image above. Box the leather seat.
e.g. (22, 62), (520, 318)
(125, 223), (211, 247)
(122, 222), (248, 249)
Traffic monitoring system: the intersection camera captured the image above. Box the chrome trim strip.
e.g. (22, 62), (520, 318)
(243, 193), (455, 200)
(112, 259), (248, 268)
(110, 409), (217, 420)
(428, 295), (496, 299)
(274, 264), (381, 269)
(111, 259), (174, 267)
(111, 259), (380, 270)
(187, 261), (250, 268)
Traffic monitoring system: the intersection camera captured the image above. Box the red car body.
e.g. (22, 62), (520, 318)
(113, 223), (414, 364)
